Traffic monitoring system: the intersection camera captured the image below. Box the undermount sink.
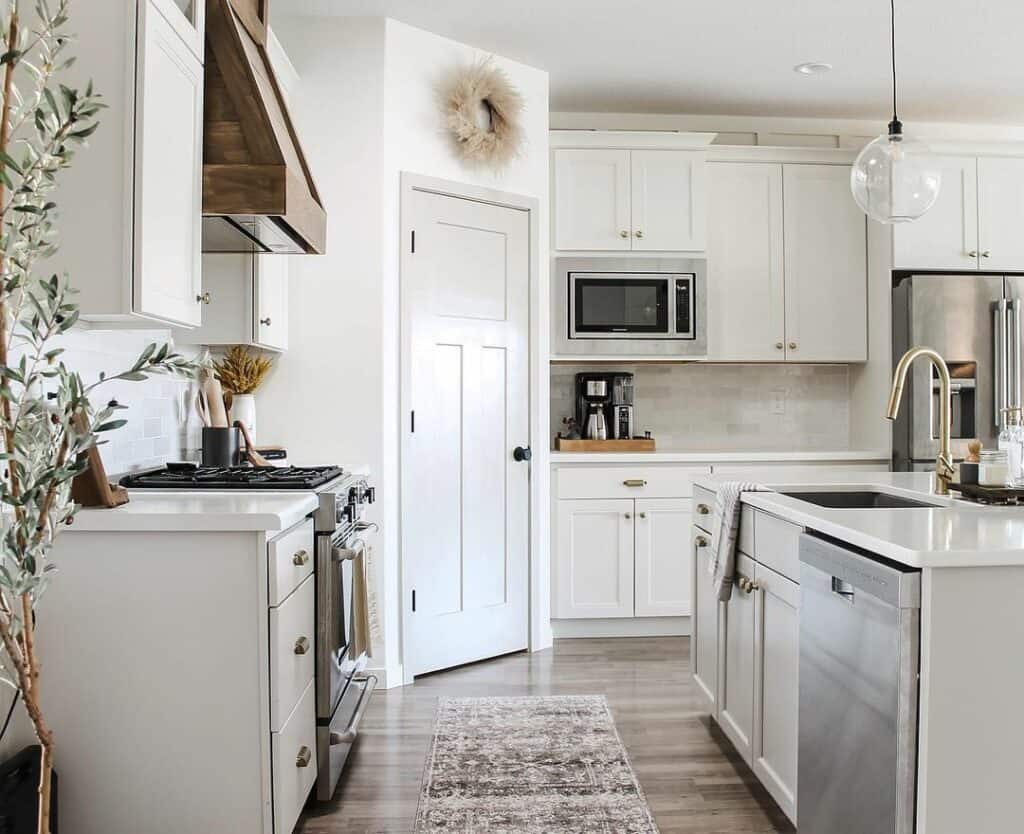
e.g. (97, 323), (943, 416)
(780, 490), (941, 510)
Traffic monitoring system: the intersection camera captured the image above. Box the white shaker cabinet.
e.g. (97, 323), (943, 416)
(57, 1), (204, 327)
(634, 498), (692, 617)
(553, 499), (635, 619)
(630, 150), (706, 252)
(553, 142), (708, 253)
(255, 254), (290, 351)
(782, 164), (867, 362)
(892, 155), (978, 271)
(707, 162), (786, 361)
(691, 525), (720, 714)
(554, 149), (632, 251)
(753, 562), (800, 822)
(719, 555), (757, 763)
(977, 157), (1024, 272)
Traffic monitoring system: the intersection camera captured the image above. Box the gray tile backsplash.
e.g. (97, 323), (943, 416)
(551, 364), (851, 451)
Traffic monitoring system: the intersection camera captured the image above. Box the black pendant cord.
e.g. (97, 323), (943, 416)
(889, 0), (902, 136)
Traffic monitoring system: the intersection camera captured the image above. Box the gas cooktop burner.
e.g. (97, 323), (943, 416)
(120, 464), (346, 490)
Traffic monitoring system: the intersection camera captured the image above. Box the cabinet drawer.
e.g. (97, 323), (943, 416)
(270, 574), (315, 732)
(269, 518), (314, 607)
(557, 465), (710, 500)
(693, 485), (754, 554)
(753, 511), (803, 582)
(272, 679), (317, 834)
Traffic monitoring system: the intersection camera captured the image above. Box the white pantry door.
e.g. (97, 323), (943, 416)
(403, 188), (531, 678)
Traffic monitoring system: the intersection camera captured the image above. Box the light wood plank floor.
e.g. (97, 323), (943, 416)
(298, 637), (793, 834)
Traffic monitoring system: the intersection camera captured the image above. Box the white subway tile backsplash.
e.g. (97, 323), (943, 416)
(551, 363), (851, 451)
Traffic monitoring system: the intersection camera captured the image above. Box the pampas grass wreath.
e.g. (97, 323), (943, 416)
(440, 58), (525, 168)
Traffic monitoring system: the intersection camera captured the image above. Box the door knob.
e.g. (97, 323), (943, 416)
(196, 292), (211, 304)
(982, 250), (991, 258)
(293, 636), (310, 655)
(260, 317), (272, 326)
(695, 535), (709, 548)
(619, 230), (629, 238)
(295, 746), (312, 768)
(624, 512), (632, 519)
(634, 229), (644, 239)
(512, 446), (532, 462)
(775, 342), (784, 350)
(968, 250), (978, 257)
(789, 342), (797, 350)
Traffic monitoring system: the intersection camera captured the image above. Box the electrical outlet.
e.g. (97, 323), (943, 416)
(769, 389), (786, 415)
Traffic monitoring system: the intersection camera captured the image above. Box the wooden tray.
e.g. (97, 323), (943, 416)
(953, 482), (1024, 504)
(554, 437), (656, 452)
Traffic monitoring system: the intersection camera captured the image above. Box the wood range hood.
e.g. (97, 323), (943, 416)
(202, 0), (326, 254)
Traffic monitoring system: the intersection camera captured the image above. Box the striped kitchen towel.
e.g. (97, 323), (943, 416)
(709, 481), (770, 601)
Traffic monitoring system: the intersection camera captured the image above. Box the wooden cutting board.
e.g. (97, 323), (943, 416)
(555, 438), (656, 452)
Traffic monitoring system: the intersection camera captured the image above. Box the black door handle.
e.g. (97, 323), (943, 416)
(513, 446), (532, 462)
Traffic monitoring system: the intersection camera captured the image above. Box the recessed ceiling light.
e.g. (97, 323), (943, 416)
(794, 61), (833, 75)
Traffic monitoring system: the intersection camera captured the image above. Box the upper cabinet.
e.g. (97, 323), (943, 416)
(551, 132), (714, 253)
(707, 161), (867, 363)
(894, 154), (1024, 272)
(54, 1), (204, 327)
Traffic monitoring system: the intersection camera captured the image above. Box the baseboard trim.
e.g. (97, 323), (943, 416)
(364, 662), (405, 689)
(551, 616), (691, 639)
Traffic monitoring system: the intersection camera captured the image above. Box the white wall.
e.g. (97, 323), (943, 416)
(266, 17), (550, 684)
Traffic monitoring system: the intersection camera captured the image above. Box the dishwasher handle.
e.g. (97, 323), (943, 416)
(831, 576), (856, 601)
(799, 533), (921, 610)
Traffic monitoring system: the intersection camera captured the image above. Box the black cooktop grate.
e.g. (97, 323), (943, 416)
(120, 464), (346, 490)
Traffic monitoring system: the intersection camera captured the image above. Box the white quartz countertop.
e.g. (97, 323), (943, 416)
(67, 490), (319, 533)
(551, 449), (890, 465)
(695, 470), (1024, 569)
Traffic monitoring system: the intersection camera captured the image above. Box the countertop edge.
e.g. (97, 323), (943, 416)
(550, 449), (891, 464)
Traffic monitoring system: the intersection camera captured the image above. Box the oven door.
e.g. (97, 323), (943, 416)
(570, 273), (671, 338)
(315, 531), (361, 720)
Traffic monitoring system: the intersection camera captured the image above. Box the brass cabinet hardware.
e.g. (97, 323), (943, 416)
(789, 342), (797, 350)
(696, 504), (710, 515)
(624, 512), (632, 519)
(638, 512), (647, 519)
(775, 342), (784, 350)
(260, 317), (272, 326)
(292, 549), (309, 567)
(982, 250), (991, 258)
(294, 636), (310, 656)
(634, 229), (644, 239)
(619, 230), (629, 238)
(295, 746), (312, 768)
(196, 292), (211, 305)
(967, 250), (978, 257)
(622, 479), (647, 487)
(695, 535), (709, 548)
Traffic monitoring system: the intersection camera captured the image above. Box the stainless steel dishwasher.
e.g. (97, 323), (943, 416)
(798, 533), (922, 834)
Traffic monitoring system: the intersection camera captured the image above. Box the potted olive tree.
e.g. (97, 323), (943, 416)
(0, 3), (194, 831)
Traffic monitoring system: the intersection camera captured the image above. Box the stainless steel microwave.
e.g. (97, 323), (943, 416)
(553, 257), (707, 357)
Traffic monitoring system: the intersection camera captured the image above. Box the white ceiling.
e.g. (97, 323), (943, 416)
(281, 0), (1024, 124)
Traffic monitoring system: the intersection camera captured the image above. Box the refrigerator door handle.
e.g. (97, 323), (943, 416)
(995, 300), (1008, 430)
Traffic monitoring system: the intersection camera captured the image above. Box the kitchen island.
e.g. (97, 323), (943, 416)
(692, 470), (1024, 834)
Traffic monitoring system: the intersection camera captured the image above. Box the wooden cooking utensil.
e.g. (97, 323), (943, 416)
(234, 420), (270, 467)
(202, 370), (229, 427)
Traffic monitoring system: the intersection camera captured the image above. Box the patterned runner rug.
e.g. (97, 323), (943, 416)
(414, 695), (660, 834)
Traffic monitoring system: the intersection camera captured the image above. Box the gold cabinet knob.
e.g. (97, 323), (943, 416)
(260, 317), (272, 326)
(982, 250), (991, 258)
(967, 250), (978, 257)
(620, 230), (629, 238)
(624, 512), (632, 519)
(775, 342), (784, 350)
(295, 745), (312, 768)
(196, 292), (211, 305)
(292, 549), (309, 567)
(695, 535), (709, 548)
(738, 577), (749, 592)
(696, 503), (710, 515)
(634, 229), (644, 239)
(293, 636), (310, 656)
(788, 342), (797, 350)
(638, 512), (647, 519)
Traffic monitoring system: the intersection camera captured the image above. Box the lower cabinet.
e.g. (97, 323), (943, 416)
(753, 562), (799, 822)
(553, 496), (692, 619)
(719, 553), (757, 761)
(693, 504), (800, 826)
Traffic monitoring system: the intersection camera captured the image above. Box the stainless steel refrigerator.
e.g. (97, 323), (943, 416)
(892, 273), (1024, 470)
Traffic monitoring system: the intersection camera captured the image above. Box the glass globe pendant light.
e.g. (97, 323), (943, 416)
(850, 0), (941, 223)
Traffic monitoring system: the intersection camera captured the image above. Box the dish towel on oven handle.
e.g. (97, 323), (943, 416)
(709, 481), (770, 602)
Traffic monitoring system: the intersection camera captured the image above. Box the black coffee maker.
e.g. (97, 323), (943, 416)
(575, 372), (635, 440)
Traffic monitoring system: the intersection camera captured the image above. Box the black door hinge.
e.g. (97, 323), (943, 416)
(412, 589), (417, 612)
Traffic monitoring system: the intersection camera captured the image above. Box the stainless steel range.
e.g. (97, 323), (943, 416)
(120, 463), (378, 801)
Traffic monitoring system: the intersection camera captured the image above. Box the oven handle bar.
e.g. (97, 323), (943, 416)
(332, 537), (366, 562)
(329, 674), (378, 745)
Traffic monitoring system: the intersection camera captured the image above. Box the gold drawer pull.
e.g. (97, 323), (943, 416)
(292, 549), (309, 567)
(695, 535), (709, 548)
(622, 479), (647, 488)
(295, 745), (312, 768)
(294, 636), (309, 656)
(696, 504), (710, 515)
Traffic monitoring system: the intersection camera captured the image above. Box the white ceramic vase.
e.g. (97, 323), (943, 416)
(230, 393), (257, 440)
